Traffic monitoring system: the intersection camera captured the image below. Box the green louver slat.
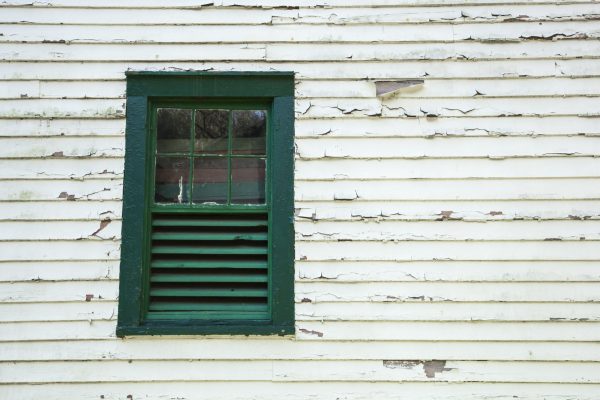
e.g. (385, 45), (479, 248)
(153, 219), (267, 227)
(151, 273), (268, 283)
(152, 245), (267, 255)
(152, 232), (267, 241)
(145, 311), (270, 320)
(150, 260), (267, 269)
(150, 288), (268, 297)
(149, 302), (268, 312)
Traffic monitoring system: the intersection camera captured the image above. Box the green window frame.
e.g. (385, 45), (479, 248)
(117, 72), (295, 336)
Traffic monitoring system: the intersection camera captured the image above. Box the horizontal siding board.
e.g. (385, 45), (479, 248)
(295, 116), (600, 137)
(0, 201), (123, 220)
(295, 220), (600, 241)
(0, 241), (120, 261)
(296, 261), (600, 282)
(294, 199), (600, 222)
(0, 119), (125, 137)
(295, 96), (600, 118)
(295, 178), (600, 201)
(296, 240), (600, 261)
(0, 220), (122, 240)
(294, 281), (600, 302)
(295, 136), (600, 159)
(296, 302), (600, 322)
(2, 4), (600, 24)
(5, 340), (600, 362)
(1, 59), (598, 80)
(295, 158), (600, 179)
(296, 78), (600, 99)
(295, 321), (600, 341)
(4, 41), (600, 63)
(0, 159), (124, 180)
(0, 260), (119, 281)
(2, 359), (600, 383)
(4, 382), (600, 400)
(0, 180), (123, 201)
(2, 22), (599, 43)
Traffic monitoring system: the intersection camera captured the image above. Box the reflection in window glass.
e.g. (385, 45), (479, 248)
(192, 157), (228, 204)
(231, 158), (265, 204)
(156, 108), (192, 153)
(155, 157), (190, 204)
(232, 110), (266, 155)
(195, 109), (229, 155)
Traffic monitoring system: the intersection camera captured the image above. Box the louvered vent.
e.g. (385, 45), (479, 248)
(147, 212), (269, 321)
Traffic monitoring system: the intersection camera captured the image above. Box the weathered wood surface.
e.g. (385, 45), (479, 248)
(1, 0), (600, 398)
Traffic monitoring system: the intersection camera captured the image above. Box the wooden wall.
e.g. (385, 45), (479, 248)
(1, 1), (600, 398)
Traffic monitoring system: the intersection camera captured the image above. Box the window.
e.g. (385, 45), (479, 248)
(117, 72), (295, 336)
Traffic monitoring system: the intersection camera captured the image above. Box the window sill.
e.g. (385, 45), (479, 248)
(116, 322), (295, 337)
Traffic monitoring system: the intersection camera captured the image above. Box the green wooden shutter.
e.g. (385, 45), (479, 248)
(147, 211), (270, 320)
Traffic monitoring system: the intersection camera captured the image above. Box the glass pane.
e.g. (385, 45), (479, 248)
(231, 158), (265, 204)
(192, 157), (228, 204)
(156, 108), (192, 153)
(154, 157), (190, 204)
(232, 110), (266, 155)
(194, 109), (229, 154)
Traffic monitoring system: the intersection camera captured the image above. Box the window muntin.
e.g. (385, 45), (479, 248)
(153, 106), (267, 206)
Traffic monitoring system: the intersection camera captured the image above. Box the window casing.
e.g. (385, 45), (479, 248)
(117, 72), (295, 336)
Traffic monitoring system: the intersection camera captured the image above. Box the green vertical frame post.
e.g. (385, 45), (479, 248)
(117, 72), (295, 337)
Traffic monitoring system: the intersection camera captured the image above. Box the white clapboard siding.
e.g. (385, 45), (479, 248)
(295, 136), (600, 159)
(296, 158), (600, 179)
(295, 220), (600, 241)
(296, 240), (600, 261)
(294, 200), (600, 221)
(296, 261), (600, 282)
(295, 178), (600, 201)
(3, 4), (600, 24)
(0, 99), (125, 119)
(0, 301), (118, 322)
(1, 59), (598, 80)
(0, 80), (126, 100)
(0, 220), (122, 240)
(0, 201), (122, 220)
(0, 159), (124, 180)
(294, 281), (600, 302)
(296, 77), (600, 98)
(4, 41), (600, 62)
(1, 0), (600, 398)
(295, 302), (600, 322)
(0, 118), (125, 137)
(295, 116), (600, 137)
(295, 321), (600, 341)
(0, 241), (120, 261)
(4, 340), (600, 362)
(3, 22), (599, 43)
(0, 260), (119, 282)
(4, 383), (600, 400)
(3, 359), (600, 383)
(0, 179), (123, 201)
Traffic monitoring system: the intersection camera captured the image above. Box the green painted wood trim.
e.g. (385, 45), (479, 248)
(127, 72), (294, 98)
(116, 95), (148, 330)
(117, 71), (295, 338)
(269, 95), (296, 331)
